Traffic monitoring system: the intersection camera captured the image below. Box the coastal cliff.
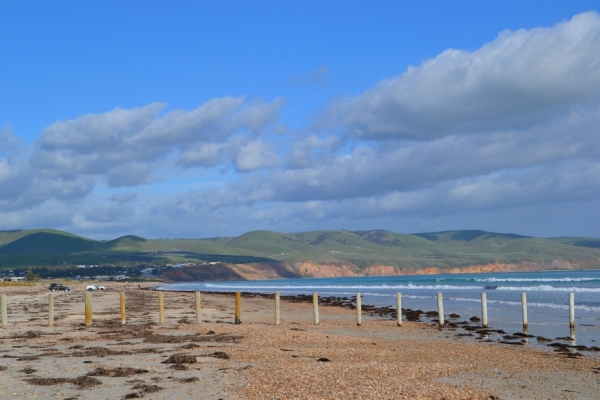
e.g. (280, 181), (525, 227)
(160, 258), (596, 282)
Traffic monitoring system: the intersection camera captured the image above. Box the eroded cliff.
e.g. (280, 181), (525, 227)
(161, 258), (596, 282)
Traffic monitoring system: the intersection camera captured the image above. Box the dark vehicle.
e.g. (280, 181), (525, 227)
(48, 283), (70, 292)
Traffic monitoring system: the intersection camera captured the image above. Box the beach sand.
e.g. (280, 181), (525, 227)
(0, 283), (599, 399)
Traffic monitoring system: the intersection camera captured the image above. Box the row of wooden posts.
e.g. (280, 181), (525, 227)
(0, 291), (577, 339)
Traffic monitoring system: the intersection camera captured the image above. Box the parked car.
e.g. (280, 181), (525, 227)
(86, 284), (106, 291)
(48, 283), (70, 292)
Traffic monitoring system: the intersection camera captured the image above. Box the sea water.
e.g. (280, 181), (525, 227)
(161, 270), (600, 347)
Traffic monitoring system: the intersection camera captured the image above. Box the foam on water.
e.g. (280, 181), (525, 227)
(496, 285), (600, 292)
(475, 277), (600, 283)
(204, 283), (484, 290)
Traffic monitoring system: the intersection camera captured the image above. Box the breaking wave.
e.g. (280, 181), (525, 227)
(496, 285), (600, 293)
(475, 277), (600, 283)
(202, 283), (484, 290)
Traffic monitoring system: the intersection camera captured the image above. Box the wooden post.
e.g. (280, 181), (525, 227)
(1, 293), (7, 329)
(195, 292), (201, 325)
(312, 292), (319, 325)
(437, 292), (444, 327)
(481, 292), (488, 328)
(274, 291), (280, 325)
(356, 292), (362, 326)
(85, 292), (92, 327)
(158, 292), (165, 325)
(120, 292), (126, 325)
(569, 292), (575, 339)
(521, 292), (528, 332)
(234, 292), (241, 324)
(48, 293), (54, 327)
(396, 293), (402, 327)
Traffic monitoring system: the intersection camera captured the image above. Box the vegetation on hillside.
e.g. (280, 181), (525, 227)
(1, 228), (600, 277)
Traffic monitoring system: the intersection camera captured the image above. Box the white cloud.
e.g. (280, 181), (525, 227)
(235, 139), (280, 171)
(33, 97), (284, 187)
(326, 12), (600, 139)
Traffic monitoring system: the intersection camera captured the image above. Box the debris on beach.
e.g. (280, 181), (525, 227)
(208, 351), (230, 359)
(161, 354), (197, 364)
(86, 367), (149, 377)
(26, 375), (101, 389)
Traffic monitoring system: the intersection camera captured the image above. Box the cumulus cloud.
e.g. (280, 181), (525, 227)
(286, 134), (341, 169)
(191, 103), (600, 206)
(33, 97), (284, 187)
(325, 12), (600, 139)
(235, 139), (280, 171)
(0, 96), (284, 224)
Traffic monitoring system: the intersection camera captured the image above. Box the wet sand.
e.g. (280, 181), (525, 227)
(0, 283), (599, 399)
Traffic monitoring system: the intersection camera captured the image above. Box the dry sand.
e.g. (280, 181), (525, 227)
(0, 282), (599, 399)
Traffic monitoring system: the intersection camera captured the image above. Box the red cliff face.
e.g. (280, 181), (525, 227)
(163, 259), (595, 282)
(232, 259), (589, 280)
(290, 261), (363, 278)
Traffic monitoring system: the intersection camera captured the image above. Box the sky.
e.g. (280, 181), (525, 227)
(1, 1), (600, 239)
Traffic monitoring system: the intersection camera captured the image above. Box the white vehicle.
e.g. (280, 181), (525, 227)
(86, 284), (106, 291)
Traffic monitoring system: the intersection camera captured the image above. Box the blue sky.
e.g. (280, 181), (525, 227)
(1, 1), (600, 238)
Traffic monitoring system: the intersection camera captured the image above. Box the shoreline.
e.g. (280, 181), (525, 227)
(157, 270), (600, 350)
(0, 283), (599, 399)
(156, 287), (600, 355)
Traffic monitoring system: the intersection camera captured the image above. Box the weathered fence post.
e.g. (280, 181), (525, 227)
(396, 293), (402, 327)
(275, 291), (280, 325)
(313, 292), (319, 325)
(569, 292), (575, 340)
(85, 292), (92, 327)
(195, 292), (201, 325)
(158, 292), (165, 325)
(437, 293), (444, 327)
(48, 293), (54, 327)
(1, 293), (7, 329)
(521, 292), (528, 333)
(120, 292), (126, 325)
(235, 292), (242, 324)
(356, 292), (362, 326)
(481, 292), (488, 328)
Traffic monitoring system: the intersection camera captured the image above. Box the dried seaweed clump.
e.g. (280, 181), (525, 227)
(162, 354), (197, 364)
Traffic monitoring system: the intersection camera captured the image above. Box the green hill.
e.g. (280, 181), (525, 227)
(1, 228), (600, 276)
(0, 232), (99, 255)
(103, 235), (151, 252)
(0, 229), (85, 246)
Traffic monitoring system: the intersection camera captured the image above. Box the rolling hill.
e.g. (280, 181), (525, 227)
(1, 228), (600, 280)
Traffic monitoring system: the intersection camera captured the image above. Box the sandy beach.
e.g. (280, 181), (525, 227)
(0, 282), (599, 399)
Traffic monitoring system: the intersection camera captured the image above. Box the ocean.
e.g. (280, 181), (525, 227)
(160, 270), (600, 347)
